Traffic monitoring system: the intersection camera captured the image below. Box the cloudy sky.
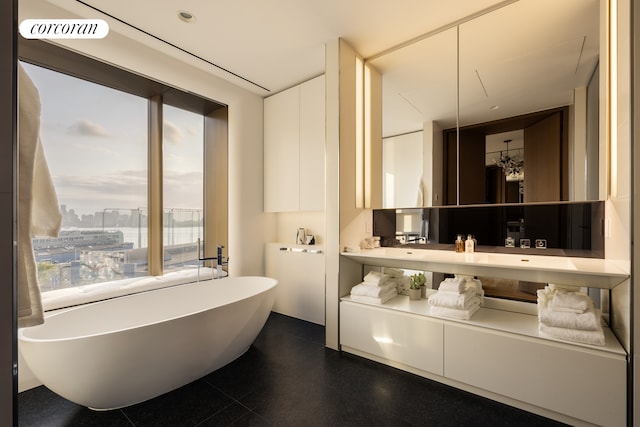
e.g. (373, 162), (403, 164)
(21, 61), (204, 217)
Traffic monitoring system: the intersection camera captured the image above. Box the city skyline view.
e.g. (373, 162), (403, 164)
(58, 203), (203, 229)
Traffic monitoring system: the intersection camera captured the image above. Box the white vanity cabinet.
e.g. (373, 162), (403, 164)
(340, 298), (627, 426)
(445, 323), (626, 427)
(264, 75), (325, 212)
(341, 300), (444, 375)
(339, 248), (630, 426)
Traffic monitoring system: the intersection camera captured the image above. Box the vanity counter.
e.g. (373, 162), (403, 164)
(341, 247), (630, 289)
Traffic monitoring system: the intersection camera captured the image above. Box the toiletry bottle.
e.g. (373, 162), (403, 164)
(465, 234), (474, 253)
(455, 235), (464, 253)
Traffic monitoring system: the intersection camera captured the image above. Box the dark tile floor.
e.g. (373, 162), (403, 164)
(19, 312), (567, 426)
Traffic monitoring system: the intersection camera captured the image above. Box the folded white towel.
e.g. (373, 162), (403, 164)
(538, 306), (601, 331)
(538, 286), (597, 316)
(551, 291), (592, 313)
(363, 271), (390, 286)
(350, 282), (397, 298)
(437, 277), (466, 293)
(428, 288), (477, 309)
(430, 298), (480, 320)
(383, 268), (404, 278)
(538, 323), (605, 346)
(350, 289), (397, 305)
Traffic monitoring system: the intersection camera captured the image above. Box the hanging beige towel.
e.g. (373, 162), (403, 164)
(18, 64), (61, 327)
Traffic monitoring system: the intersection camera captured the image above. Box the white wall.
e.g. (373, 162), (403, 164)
(272, 211), (325, 245)
(607, 0), (632, 352)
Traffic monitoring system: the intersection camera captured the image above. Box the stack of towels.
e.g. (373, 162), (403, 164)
(537, 285), (604, 346)
(384, 267), (410, 295)
(427, 276), (483, 320)
(349, 271), (398, 304)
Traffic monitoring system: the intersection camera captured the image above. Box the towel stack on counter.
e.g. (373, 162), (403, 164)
(384, 268), (411, 295)
(427, 276), (483, 320)
(537, 285), (604, 346)
(349, 271), (399, 304)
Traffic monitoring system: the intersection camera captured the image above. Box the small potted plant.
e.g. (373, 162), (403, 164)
(409, 273), (426, 300)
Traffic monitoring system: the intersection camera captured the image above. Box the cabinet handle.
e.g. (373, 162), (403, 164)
(279, 246), (322, 254)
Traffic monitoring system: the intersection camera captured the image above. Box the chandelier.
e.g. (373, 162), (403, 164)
(493, 139), (524, 179)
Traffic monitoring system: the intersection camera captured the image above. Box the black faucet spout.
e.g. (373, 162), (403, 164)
(217, 245), (224, 266)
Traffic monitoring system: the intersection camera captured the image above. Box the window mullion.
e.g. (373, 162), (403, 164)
(148, 95), (163, 276)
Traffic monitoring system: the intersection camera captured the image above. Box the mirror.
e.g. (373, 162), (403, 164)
(372, 0), (602, 208)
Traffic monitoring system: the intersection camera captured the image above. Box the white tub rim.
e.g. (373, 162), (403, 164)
(18, 275), (277, 343)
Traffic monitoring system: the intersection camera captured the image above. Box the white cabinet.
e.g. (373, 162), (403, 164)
(264, 75), (325, 212)
(341, 300), (444, 375)
(299, 76), (325, 211)
(445, 323), (626, 427)
(264, 85), (299, 212)
(340, 298), (627, 426)
(265, 243), (325, 325)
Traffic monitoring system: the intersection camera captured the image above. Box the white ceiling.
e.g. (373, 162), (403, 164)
(34, 0), (600, 137)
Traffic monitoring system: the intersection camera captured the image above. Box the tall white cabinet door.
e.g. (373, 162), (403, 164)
(264, 85), (300, 212)
(299, 75), (325, 211)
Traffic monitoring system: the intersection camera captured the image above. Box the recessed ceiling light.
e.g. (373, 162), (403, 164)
(490, 105), (500, 110)
(178, 10), (196, 23)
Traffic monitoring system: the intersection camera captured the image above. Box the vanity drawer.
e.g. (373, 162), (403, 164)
(341, 301), (444, 376)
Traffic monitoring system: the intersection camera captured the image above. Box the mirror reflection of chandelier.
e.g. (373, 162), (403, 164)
(494, 139), (524, 179)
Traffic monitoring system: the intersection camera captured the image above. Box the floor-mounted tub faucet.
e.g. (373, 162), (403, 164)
(196, 238), (216, 281)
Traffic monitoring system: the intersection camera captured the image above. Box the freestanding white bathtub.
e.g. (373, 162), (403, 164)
(18, 276), (277, 410)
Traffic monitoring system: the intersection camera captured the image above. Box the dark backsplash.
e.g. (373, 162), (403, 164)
(373, 201), (604, 258)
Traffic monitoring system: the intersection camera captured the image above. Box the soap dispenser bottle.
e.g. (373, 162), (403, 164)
(465, 234), (475, 253)
(455, 235), (464, 253)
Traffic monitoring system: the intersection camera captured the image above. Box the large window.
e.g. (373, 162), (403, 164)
(21, 57), (220, 293)
(22, 62), (149, 290)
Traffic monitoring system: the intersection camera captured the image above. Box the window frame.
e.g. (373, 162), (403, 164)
(19, 39), (228, 302)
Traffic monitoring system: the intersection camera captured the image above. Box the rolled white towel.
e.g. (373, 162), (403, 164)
(430, 298), (481, 320)
(363, 271), (390, 286)
(538, 306), (601, 331)
(350, 282), (397, 298)
(551, 291), (592, 313)
(538, 323), (605, 346)
(428, 288), (476, 309)
(437, 277), (466, 293)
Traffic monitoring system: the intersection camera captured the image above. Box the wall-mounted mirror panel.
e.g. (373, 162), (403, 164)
(373, 0), (602, 208)
(371, 28), (456, 209)
(373, 27), (458, 137)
